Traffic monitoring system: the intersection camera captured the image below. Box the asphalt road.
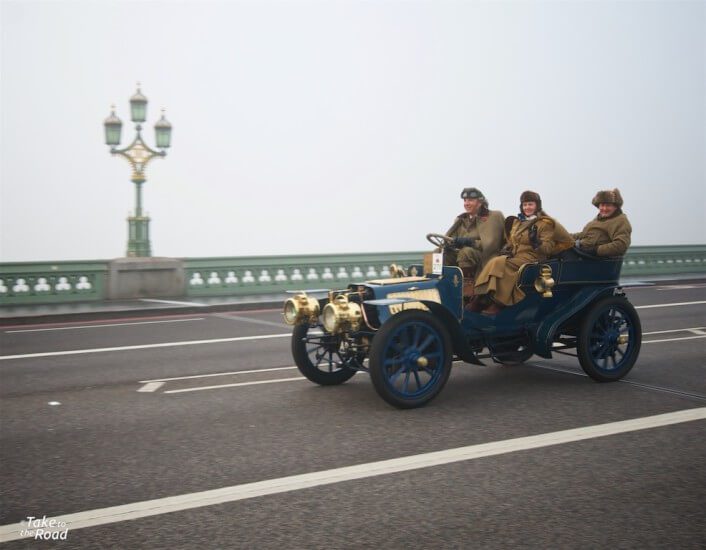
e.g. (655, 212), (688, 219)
(1, 282), (705, 549)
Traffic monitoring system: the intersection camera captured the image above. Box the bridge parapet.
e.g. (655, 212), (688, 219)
(0, 261), (108, 305)
(1, 245), (704, 305)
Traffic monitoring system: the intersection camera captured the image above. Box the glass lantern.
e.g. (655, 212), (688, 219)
(103, 108), (122, 146)
(154, 111), (172, 149)
(130, 86), (148, 123)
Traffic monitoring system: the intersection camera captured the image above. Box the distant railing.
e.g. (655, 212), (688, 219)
(0, 261), (108, 305)
(1, 245), (704, 305)
(183, 252), (424, 297)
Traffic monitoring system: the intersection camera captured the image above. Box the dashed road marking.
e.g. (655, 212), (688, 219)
(643, 327), (705, 336)
(137, 382), (165, 393)
(140, 298), (208, 307)
(644, 335), (706, 344)
(164, 376), (307, 394)
(0, 333), (291, 361)
(635, 300), (706, 309)
(139, 366), (298, 384)
(5, 318), (205, 333)
(211, 313), (286, 329)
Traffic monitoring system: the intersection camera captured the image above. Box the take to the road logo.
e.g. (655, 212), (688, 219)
(18, 516), (69, 541)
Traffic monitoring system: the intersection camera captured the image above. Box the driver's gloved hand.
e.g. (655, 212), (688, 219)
(453, 237), (476, 248)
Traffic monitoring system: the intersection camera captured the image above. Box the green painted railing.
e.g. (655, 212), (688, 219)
(184, 252), (424, 296)
(1, 245), (704, 305)
(0, 261), (108, 305)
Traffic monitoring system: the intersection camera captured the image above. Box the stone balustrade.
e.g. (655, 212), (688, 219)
(1, 245), (704, 305)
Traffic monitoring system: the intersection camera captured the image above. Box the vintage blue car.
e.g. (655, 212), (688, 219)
(283, 235), (642, 408)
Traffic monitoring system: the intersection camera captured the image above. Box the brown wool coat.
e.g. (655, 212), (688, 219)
(444, 210), (505, 273)
(572, 211), (632, 257)
(475, 215), (559, 306)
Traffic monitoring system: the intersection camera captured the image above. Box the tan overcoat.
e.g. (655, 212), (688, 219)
(572, 211), (632, 257)
(444, 210), (505, 273)
(475, 214), (559, 306)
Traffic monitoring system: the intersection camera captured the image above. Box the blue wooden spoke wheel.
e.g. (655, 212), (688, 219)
(577, 296), (642, 382)
(369, 310), (453, 409)
(292, 324), (357, 385)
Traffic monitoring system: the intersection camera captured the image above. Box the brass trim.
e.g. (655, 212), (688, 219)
(321, 294), (362, 334)
(389, 263), (406, 278)
(283, 293), (320, 325)
(387, 288), (441, 314)
(534, 264), (555, 298)
(423, 253), (434, 275)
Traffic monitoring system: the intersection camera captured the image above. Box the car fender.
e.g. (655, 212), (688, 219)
(533, 286), (616, 358)
(422, 301), (484, 365)
(364, 298), (484, 365)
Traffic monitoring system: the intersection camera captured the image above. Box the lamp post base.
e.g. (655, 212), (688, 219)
(107, 257), (184, 299)
(127, 215), (151, 257)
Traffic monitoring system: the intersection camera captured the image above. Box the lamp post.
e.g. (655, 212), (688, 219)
(103, 84), (172, 257)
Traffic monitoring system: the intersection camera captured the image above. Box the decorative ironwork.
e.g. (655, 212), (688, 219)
(104, 84), (171, 257)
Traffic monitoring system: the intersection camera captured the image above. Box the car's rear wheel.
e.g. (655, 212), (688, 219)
(577, 296), (641, 382)
(369, 310), (452, 409)
(292, 324), (357, 385)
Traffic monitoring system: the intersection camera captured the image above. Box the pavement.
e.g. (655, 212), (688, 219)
(1, 273), (704, 326)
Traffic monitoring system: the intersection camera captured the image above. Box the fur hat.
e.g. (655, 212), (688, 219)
(519, 190), (542, 212)
(461, 187), (485, 201)
(592, 188), (623, 208)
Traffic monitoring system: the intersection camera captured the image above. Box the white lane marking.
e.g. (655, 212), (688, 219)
(5, 318), (205, 333)
(528, 363), (706, 401)
(212, 313), (286, 329)
(0, 407), (703, 542)
(635, 300), (706, 309)
(0, 333), (291, 361)
(140, 366), (298, 384)
(643, 335), (706, 344)
(140, 298), (208, 307)
(689, 328), (706, 336)
(48, 401), (61, 406)
(643, 327), (705, 336)
(164, 376), (306, 394)
(656, 284), (706, 290)
(137, 382), (165, 393)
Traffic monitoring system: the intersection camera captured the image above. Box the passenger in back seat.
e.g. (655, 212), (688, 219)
(470, 191), (572, 314)
(572, 189), (632, 257)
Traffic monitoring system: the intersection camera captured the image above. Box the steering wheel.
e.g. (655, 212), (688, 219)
(426, 233), (453, 249)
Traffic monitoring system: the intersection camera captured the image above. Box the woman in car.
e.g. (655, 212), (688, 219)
(573, 188), (632, 256)
(471, 190), (572, 314)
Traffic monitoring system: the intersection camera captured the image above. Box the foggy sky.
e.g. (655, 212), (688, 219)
(1, 0), (704, 262)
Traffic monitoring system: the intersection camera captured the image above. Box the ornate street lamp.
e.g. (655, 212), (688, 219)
(103, 84), (172, 257)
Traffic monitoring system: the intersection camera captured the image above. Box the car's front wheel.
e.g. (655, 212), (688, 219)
(369, 310), (453, 409)
(292, 324), (357, 385)
(577, 296), (641, 382)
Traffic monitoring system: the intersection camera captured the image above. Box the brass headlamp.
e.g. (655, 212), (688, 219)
(534, 265), (555, 298)
(321, 294), (362, 334)
(283, 293), (320, 325)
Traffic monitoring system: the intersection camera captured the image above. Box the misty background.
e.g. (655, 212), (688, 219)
(1, 0), (704, 262)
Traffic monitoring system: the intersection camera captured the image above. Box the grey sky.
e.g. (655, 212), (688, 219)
(1, 0), (704, 262)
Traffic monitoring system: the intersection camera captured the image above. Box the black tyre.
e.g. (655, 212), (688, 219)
(292, 324), (357, 385)
(369, 310), (453, 409)
(577, 296), (642, 382)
